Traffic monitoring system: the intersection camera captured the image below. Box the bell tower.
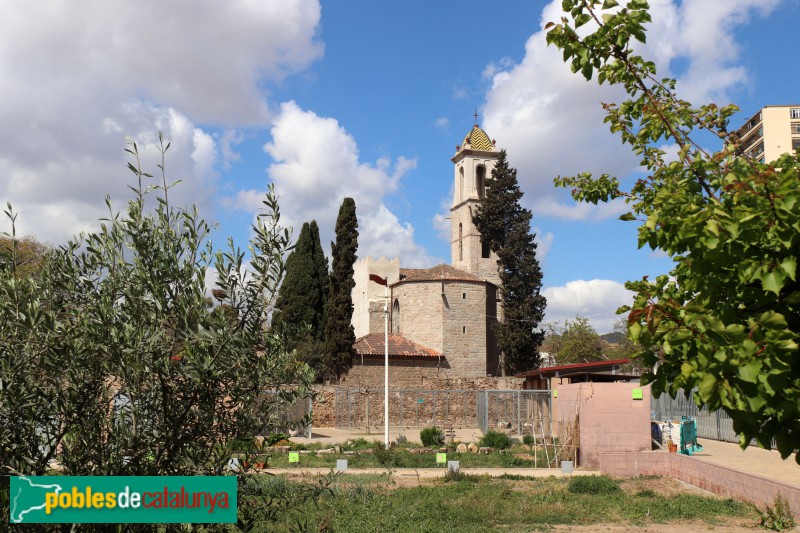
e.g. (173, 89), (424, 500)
(450, 119), (501, 286)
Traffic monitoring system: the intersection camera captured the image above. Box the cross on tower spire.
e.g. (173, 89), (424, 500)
(473, 108), (479, 126)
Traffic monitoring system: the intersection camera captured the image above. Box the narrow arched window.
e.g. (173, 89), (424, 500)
(459, 166), (465, 202)
(392, 299), (400, 334)
(459, 223), (463, 261)
(476, 165), (486, 199)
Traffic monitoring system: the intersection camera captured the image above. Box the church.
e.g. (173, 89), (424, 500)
(343, 123), (506, 387)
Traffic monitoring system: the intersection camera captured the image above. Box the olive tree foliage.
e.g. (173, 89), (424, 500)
(547, 1), (799, 460)
(0, 136), (315, 521)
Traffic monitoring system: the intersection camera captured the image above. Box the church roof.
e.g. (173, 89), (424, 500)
(353, 333), (442, 358)
(396, 264), (486, 284)
(460, 125), (495, 152)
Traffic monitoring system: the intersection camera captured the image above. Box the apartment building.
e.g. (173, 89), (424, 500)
(734, 105), (800, 163)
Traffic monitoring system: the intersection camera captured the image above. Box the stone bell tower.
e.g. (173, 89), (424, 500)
(450, 120), (501, 287)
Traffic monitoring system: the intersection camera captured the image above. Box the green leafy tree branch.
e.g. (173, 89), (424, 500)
(547, 0), (799, 460)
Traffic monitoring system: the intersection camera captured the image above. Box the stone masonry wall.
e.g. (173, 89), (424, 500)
(352, 257), (399, 338)
(392, 280), (492, 378)
(392, 281), (444, 353)
(340, 356), (449, 389)
(312, 376), (523, 428)
(367, 301), (385, 336)
(450, 199), (501, 288)
(442, 281), (489, 377)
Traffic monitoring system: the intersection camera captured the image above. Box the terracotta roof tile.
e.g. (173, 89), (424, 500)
(396, 264), (486, 284)
(353, 333), (442, 358)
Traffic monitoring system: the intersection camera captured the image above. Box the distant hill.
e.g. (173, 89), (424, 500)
(600, 332), (626, 345)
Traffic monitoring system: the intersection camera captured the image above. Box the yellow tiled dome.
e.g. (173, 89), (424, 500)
(462, 125), (494, 151)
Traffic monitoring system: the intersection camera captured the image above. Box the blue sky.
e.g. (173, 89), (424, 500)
(1, 0), (797, 332)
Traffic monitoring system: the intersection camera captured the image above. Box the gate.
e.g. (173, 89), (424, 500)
(477, 390), (552, 437)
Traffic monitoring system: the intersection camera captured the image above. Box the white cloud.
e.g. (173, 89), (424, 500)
(432, 191), (454, 243)
(230, 101), (440, 267)
(646, 0), (781, 103)
(452, 87), (469, 100)
(2, 104), (219, 243)
(481, 0), (780, 222)
(532, 226), (554, 259)
(543, 279), (633, 333)
(219, 130), (245, 170)
(0, 0), (322, 243)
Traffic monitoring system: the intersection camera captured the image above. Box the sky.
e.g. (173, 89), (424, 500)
(1, 0), (797, 333)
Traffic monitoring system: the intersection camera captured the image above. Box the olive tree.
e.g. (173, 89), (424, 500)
(0, 137), (316, 525)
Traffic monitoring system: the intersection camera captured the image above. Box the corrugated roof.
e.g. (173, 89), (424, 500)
(515, 358), (631, 378)
(396, 264), (485, 284)
(353, 333), (442, 358)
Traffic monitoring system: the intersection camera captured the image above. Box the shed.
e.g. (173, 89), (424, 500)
(515, 359), (635, 390)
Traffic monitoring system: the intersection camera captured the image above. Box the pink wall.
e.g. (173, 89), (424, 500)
(553, 382), (651, 468)
(600, 451), (800, 520)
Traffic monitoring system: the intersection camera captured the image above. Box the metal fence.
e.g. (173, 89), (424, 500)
(650, 389), (738, 444)
(259, 391), (313, 438)
(334, 388), (480, 429)
(332, 388), (553, 436)
(477, 390), (552, 437)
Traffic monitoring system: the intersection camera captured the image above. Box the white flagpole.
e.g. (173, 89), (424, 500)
(384, 282), (389, 449)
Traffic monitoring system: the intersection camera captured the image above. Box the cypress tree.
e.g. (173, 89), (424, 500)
(273, 221), (329, 371)
(309, 221), (329, 339)
(473, 150), (547, 375)
(323, 198), (358, 381)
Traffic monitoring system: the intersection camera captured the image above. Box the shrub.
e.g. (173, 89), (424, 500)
(567, 475), (621, 495)
(443, 470), (482, 483)
(522, 435), (535, 446)
(498, 450), (534, 468)
(395, 434), (408, 445)
(479, 430), (512, 450)
(341, 438), (372, 451)
(752, 495), (796, 531)
(371, 441), (400, 467)
(266, 433), (289, 446)
(420, 426), (444, 447)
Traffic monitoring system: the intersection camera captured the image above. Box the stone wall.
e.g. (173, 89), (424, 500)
(340, 356), (449, 389)
(352, 257), (399, 338)
(393, 281), (444, 353)
(312, 375), (523, 428)
(393, 279), (494, 378)
(367, 301), (385, 336)
(442, 281), (489, 377)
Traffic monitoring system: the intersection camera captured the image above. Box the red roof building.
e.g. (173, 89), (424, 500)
(353, 333), (443, 359)
(515, 359), (638, 390)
